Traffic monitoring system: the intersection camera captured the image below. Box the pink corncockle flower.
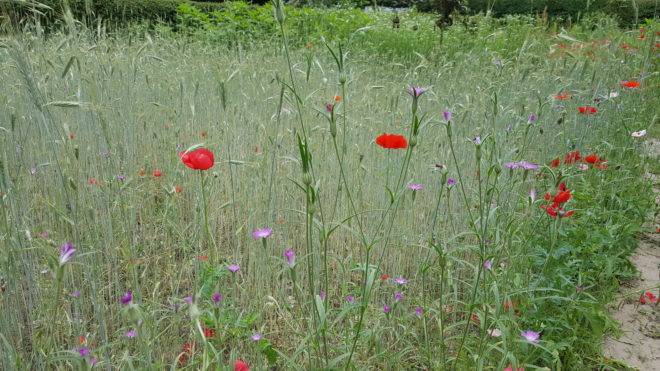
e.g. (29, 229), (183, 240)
(124, 331), (137, 338)
(391, 278), (408, 284)
(346, 295), (355, 304)
(483, 260), (492, 270)
(407, 184), (423, 191)
(631, 129), (646, 137)
(251, 334), (262, 341)
(120, 290), (132, 305)
(41, 232), (49, 238)
(40, 269), (49, 274)
(213, 293), (222, 305)
(527, 114), (537, 124)
(319, 291), (326, 300)
(78, 347), (89, 358)
(326, 104), (333, 113)
(117, 175), (126, 180)
(487, 328), (502, 337)
(71, 291), (80, 298)
(406, 87), (428, 98)
(183, 296), (192, 304)
(521, 330), (541, 343)
(59, 242), (77, 265)
(284, 249), (296, 268)
(252, 228), (272, 239)
(228, 265), (240, 273)
(530, 188), (536, 203)
(415, 307), (423, 318)
(394, 292), (404, 302)
(30, 168), (37, 175)
(447, 178), (456, 188)
(383, 305), (390, 313)
(443, 110), (452, 122)
(578, 164), (589, 171)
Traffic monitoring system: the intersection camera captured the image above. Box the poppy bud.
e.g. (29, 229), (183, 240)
(494, 165), (501, 174)
(409, 136), (417, 147)
(329, 120), (337, 138)
(339, 72), (347, 85)
(302, 172), (312, 185)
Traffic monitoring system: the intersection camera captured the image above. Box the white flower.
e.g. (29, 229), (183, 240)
(631, 129), (646, 138)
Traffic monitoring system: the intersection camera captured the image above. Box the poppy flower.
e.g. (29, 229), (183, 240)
(555, 93), (570, 99)
(235, 360), (250, 371)
(175, 187), (182, 193)
(376, 133), (407, 149)
(644, 291), (658, 303)
(564, 151), (581, 165)
(180, 148), (215, 170)
(552, 190), (571, 204)
(153, 170), (162, 177)
(578, 107), (597, 114)
(334, 96), (341, 102)
(640, 297), (647, 304)
(201, 132), (206, 137)
(622, 81), (641, 88)
(550, 158), (560, 167)
(203, 328), (215, 338)
(585, 155), (598, 163)
(380, 274), (389, 280)
(179, 343), (195, 363)
(594, 160), (608, 169)
(138, 170), (145, 176)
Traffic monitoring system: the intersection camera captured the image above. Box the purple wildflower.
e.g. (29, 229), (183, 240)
(252, 229), (272, 239)
(484, 260), (492, 270)
(391, 278), (408, 285)
(383, 305), (390, 313)
(407, 184), (423, 191)
(326, 104), (333, 113)
(120, 290), (132, 305)
(102, 152), (110, 157)
(90, 358), (98, 364)
(319, 291), (326, 300)
(443, 110), (452, 122)
(518, 161), (539, 170)
(504, 162), (519, 169)
(59, 242), (77, 264)
(15, 147), (22, 152)
(415, 307), (423, 318)
(212, 293), (222, 305)
(41, 232), (49, 238)
(473, 135), (482, 145)
(506, 124), (513, 132)
(251, 334), (262, 341)
(40, 269), (49, 274)
(347, 295), (355, 304)
(30, 168), (37, 174)
(528, 114), (537, 124)
(78, 347), (89, 358)
(228, 265), (240, 273)
(124, 331), (137, 338)
(71, 291), (80, 298)
(117, 175), (126, 180)
(394, 292), (404, 302)
(447, 178), (456, 188)
(521, 330), (541, 343)
(530, 188), (536, 202)
(406, 87), (428, 98)
(183, 296), (192, 304)
(284, 249), (296, 268)
(576, 285), (584, 292)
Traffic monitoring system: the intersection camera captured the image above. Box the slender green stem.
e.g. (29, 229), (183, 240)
(200, 170), (213, 263)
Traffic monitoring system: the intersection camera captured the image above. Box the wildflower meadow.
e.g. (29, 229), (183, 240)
(0, 1), (658, 370)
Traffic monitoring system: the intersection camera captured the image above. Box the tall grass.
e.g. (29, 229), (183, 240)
(0, 8), (657, 370)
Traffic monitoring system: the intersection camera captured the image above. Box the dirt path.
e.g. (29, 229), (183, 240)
(602, 140), (660, 370)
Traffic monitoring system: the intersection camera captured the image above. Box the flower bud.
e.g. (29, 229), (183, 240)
(409, 136), (417, 147)
(339, 72), (346, 84)
(446, 122), (452, 137)
(302, 172), (312, 185)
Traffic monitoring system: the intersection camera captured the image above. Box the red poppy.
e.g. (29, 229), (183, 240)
(541, 202), (574, 218)
(203, 328), (215, 338)
(555, 93), (570, 99)
(544, 192), (551, 201)
(197, 255), (208, 260)
(505, 301), (515, 311)
(138, 170), (145, 176)
(622, 81), (641, 88)
(594, 160), (608, 169)
(180, 148), (215, 170)
(164, 125), (170, 129)
(278, 219), (285, 223)
(637, 35), (645, 39)
(640, 297), (647, 304)
(69, 135), (74, 139)
(558, 182), (567, 192)
(306, 45), (313, 49)
(376, 133), (407, 149)
(179, 343), (195, 363)
(645, 291), (658, 303)
(620, 44), (629, 50)
(153, 170), (162, 177)
(550, 158), (560, 167)
(578, 107), (597, 114)
(564, 151), (582, 164)
(334, 96), (341, 102)
(175, 187), (183, 193)
(201, 132), (206, 137)
(380, 274), (389, 280)
(552, 190), (571, 204)
(234, 360), (250, 371)
(585, 155), (598, 163)
(89, 177), (101, 185)
(254, 146), (259, 152)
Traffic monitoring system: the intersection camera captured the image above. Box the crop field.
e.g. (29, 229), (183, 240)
(0, 3), (658, 370)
